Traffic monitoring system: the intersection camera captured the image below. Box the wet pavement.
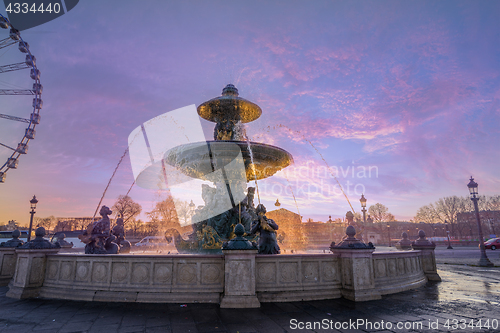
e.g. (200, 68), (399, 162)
(0, 246), (498, 333)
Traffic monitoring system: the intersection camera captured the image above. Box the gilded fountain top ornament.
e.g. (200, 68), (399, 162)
(198, 84), (262, 124)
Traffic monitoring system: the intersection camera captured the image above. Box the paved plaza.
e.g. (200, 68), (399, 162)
(0, 246), (498, 333)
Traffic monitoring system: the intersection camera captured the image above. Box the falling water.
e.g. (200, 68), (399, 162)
(257, 124), (356, 213)
(245, 137), (261, 205)
(282, 170), (302, 221)
(91, 147), (130, 221)
(91, 114), (195, 222)
(125, 180), (136, 196)
(91, 123), (151, 221)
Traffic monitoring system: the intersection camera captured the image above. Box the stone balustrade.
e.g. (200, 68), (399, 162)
(372, 251), (427, 295)
(255, 254), (342, 303)
(2, 228), (440, 308)
(39, 254), (225, 303)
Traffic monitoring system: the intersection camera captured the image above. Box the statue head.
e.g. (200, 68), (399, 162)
(345, 211), (354, 223)
(99, 205), (112, 218)
(116, 217), (124, 226)
(256, 204), (266, 216)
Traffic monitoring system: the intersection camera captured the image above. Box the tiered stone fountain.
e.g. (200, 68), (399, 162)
(0, 84), (440, 308)
(165, 84), (293, 252)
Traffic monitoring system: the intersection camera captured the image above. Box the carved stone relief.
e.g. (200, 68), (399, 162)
(1, 254), (15, 276)
(302, 261), (319, 282)
(322, 261), (338, 281)
(376, 260), (386, 277)
(257, 262), (276, 283)
(397, 258), (405, 275)
(153, 263), (172, 284)
(111, 263), (128, 283)
(201, 263), (221, 284)
(280, 262), (298, 283)
(29, 257), (44, 284)
(131, 263), (150, 284)
(92, 262), (108, 283)
(177, 264), (197, 285)
(387, 259), (396, 276)
(75, 262), (90, 282)
(47, 260), (58, 280)
(60, 261), (74, 281)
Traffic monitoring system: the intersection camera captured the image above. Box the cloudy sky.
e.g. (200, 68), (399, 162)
(0, 0), (499, 226)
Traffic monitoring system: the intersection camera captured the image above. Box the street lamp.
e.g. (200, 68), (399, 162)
(327, 215), (333, 242)
(360, 194), (367, 225)
(28, 195), (38, 242)
(445, 221), (453, 249)
(467, 176), (493, 267)
(387, 223), (391, 247)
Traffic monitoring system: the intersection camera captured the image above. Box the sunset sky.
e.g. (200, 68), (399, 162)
(1, 1), (499, 226)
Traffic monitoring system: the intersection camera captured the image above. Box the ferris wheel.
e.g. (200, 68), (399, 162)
(0, 13), (42, 183)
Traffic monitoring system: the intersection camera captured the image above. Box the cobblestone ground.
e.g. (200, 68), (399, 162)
(0, 247), (498, 333)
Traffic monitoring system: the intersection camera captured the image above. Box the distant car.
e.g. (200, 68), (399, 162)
(483, 238), (500, 250)
(134, 236), (171, 248)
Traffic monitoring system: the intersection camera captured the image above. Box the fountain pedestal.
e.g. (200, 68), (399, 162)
(220, 250), (260, 308)
(7, 248), (60, 299)
(332, 248), (381, 301)
(220, 224), (260, 308)
(412, 230), (441, 282)
(6, 227), (60, 299)
(0, 248), (17, 286)
(330, 225), (381, 301)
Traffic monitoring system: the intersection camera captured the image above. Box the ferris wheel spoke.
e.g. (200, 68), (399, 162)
(0, 142), (16, 151)
(0, 62), (31, 73)
(0, 141), (28, 153)
(0, 39), (16, 50)
(0, 113), (30, 123)
(0, 89), (35, 95)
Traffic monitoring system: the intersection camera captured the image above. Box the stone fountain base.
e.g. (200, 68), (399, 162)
(1, 246), (436, 307)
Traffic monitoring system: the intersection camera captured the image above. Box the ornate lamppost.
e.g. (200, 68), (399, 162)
(467, 177), (493, 267)
(28, 195), (38, 242)
(327, 215), (333, 242)
(360, 194), (367, 225)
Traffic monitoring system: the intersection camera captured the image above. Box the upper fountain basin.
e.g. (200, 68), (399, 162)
(197, 95), (262, 123)
(165, 140), (293, 182)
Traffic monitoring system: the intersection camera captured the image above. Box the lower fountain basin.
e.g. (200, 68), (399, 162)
(165, 140), (293, 181)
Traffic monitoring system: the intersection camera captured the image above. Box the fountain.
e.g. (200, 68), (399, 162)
(0, 84), (441, 307)
(164, 84), (293, 253)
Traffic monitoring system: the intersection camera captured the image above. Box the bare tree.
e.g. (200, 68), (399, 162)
(173, 199), (191, 226)
(127, 219), (143, 237)
(414, 194), (500, 238)
(35, 216), (56, 233)
(414, 204), (439, 224)
(112, 195), (142, 224)
(147, 196), (180, 233)
(368, 203), (395, 223)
